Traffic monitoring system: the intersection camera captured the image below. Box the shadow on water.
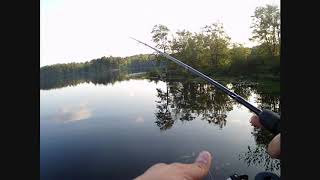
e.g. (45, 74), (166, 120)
(40, 70), (280, 173)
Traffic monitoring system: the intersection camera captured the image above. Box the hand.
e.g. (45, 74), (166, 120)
(250, 115), (263, 128)
(250, 115), (280, 159)
(267, 133), (280, 159)
(134, 151), (212, 180)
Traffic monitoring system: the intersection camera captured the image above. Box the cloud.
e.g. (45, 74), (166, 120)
(135, 116), (144, 123)
(49, 103), (92, 123)
(129, 91), (135, 97)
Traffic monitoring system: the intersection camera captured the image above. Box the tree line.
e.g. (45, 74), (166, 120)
(40, 54), (167, 86)
(41, 4), (280, 81)
(150, 4), (280, 79)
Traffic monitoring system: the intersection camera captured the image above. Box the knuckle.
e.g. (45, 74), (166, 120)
(150, 163), (167, 169)
(170, 163), (185, 169)
(156, 163), (167, 166)
(194, 163), (208, 175)
(155, 162), (167, 167)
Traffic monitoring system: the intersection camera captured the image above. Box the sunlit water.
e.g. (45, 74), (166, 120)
(40, 78), (280, 180)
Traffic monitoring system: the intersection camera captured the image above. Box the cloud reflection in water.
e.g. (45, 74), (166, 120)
(49, 104), (92, 123)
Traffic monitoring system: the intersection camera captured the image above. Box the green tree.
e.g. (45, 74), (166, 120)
(229, 43), (251, 74)
(201, 22), (231, 71)
(250, 4), (280, 57)
(171, 30), (200, 68)
(151, 24), (170, 52)
(230, 43), (251, 62)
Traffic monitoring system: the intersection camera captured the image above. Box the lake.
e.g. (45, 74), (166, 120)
(40, 72), (280, 180)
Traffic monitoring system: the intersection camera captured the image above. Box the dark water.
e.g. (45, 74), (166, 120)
(40, 72), (280, 180)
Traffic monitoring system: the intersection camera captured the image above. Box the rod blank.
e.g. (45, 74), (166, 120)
(130, 37), (262, 115)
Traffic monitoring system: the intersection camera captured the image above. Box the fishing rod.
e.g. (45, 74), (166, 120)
(131, 37), (280, 135)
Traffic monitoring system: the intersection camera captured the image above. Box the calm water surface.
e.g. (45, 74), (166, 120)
(40, 75), (280, 180)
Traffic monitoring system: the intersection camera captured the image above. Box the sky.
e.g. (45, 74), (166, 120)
(40, 0), (280, 67)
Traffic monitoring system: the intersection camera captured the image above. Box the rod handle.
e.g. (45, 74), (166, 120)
(258, 109), (280, 135)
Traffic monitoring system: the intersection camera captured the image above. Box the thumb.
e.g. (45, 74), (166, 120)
(184, 151), (213, 180)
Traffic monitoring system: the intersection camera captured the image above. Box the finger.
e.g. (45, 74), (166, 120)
(147, 163), (167, 171)
(134, 163), (168, 180)
(183, 151), (213, 180)
(250, 115), (259, 123)
(250, 115), (263, 128)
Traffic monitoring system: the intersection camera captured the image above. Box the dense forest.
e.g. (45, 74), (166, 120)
(41, 4), (280, 82)
(149, 4), (279, 79)
(40, 54), (167, 87)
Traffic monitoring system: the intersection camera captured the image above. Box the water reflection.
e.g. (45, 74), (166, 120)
(235, 81), (280, 113)
(154, 81), (233, 130)
(135, 116), (145, 123)
(150, 77), (280, 173)
(230, 80), (280, 173)
(47, 104), (92, 123)
(40, 71), (280, 173)
(40, 70), (126, 90)
(40, 70), (280, 129)
(239, 128), (281, 172)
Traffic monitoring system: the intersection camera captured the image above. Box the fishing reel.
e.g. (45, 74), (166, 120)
(227, 174), (248, 180)
(226, 172), (280, 180)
